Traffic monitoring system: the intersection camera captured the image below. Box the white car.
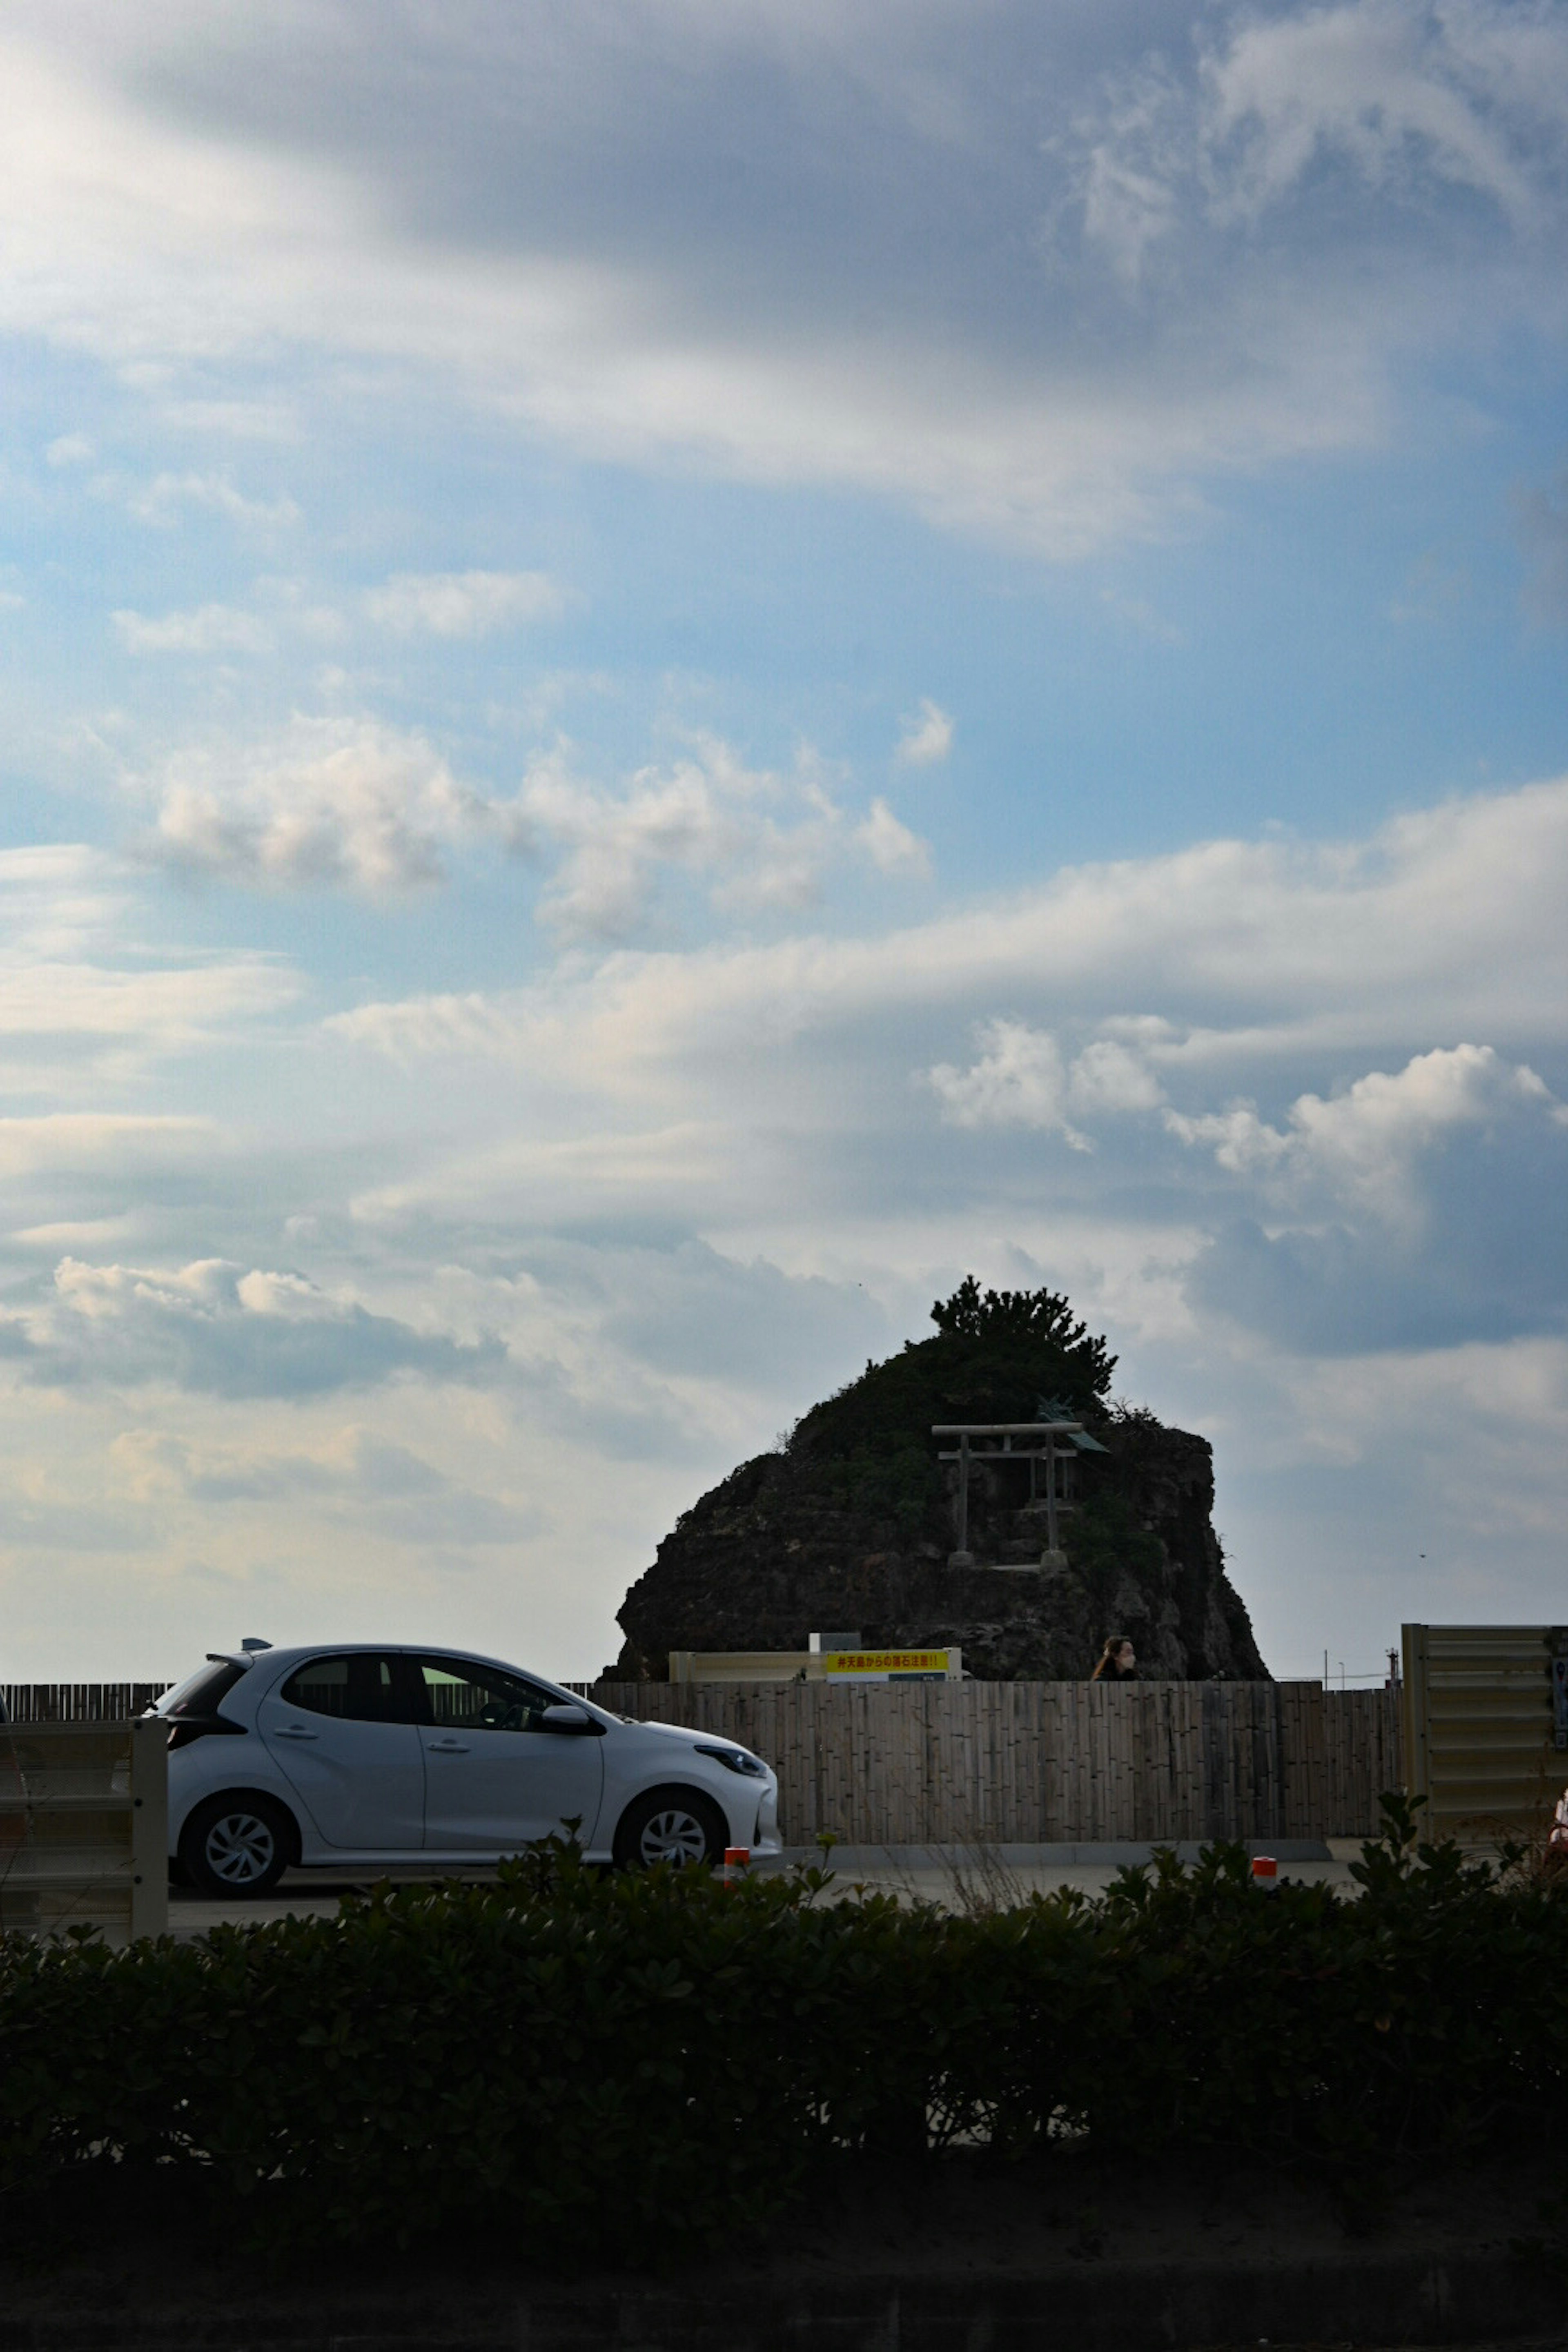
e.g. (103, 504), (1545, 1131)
(153, 1641), (781, 1896)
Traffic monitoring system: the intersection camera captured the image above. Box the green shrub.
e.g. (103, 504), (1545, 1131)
(2, 1805), (1564, 2258)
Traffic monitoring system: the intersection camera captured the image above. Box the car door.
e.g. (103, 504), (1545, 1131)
(255, 1652), (425, 1851)
(413, 1655), (605, 1854)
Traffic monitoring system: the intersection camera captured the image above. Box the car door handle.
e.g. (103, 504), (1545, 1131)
(426, 1739), (470, 1754)
(273, 1725), (319, 1741)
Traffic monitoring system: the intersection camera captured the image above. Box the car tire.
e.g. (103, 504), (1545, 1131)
(613, 1785), (728, 1871)
(179, 1793), (295, 1898)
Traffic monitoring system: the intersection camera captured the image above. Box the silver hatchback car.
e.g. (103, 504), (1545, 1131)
(154, 1641), (781, 1895)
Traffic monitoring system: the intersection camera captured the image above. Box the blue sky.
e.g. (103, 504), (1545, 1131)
(1, 0), (1565, 1682)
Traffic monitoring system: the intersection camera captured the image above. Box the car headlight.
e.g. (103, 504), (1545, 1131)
(695, 1743), (767, 1779)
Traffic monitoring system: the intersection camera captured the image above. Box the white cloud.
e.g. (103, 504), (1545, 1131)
(511, 738), (929, 940)
(127, 471), (300, 530)
(855, 797), (932, 879)
(104, 1423), (534, 1543)
(332, 774), (1568, 1097)
(0, 962), (294, 1057)
(146, 716), (484, 892)
(0, 1114), (214, 1179)
(1200, 0), (1556, 230)
(319, 989), (521, 1066)
(894, 698), (953, 766)
(45, 431), (93, 466)
(1166, 1043), (1564, 1221)
(1, 4), (1563, 551)
(317, 777), (1568, 1392)
(113, 602), (272, 655)
(929, 1020), (1091, 1148)
(4, 1255), (509, 1397)
(138, 716), (927, 921)
(928, 1021), (1166, 1143)
(364, 569), (567, 637)
(0, 843), (298, 1088)
(1067, 1037), (1167, 1114)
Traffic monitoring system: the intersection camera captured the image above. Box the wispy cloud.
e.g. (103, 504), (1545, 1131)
(894, 698), (953, 766)
(2, 1256), (508, 1399)
(114, 603), (272, 655)
(127, 472), (300, 530)
(322, 774), (1568, 1373)
(856, 797), (932, 880)
(0, 1114), (215, 1179)
(108, 1423), (535, 1541)
(139, 716), (932, 926)
(333, 773), (1568, 1083)
(145, 717), (484, 892)
(513, 742), (933, 939)
(4, 3), (1564, 551)
(364, 569), (568, 637)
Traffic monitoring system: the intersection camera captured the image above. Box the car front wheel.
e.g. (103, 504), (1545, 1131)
(613, 1786), (727, 1871)
(180, 1794), (294, 1897)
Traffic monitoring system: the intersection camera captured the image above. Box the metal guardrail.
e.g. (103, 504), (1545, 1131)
(1402, 1623), (1568, 1843)
(0, 1715), (169, 1942)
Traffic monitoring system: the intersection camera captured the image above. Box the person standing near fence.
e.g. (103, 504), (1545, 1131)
(1091, 1637), (1137, 1682)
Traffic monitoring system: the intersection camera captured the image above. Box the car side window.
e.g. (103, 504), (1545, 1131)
(415, 1657), (557, 1734)
(279, 1654), (405, 1723)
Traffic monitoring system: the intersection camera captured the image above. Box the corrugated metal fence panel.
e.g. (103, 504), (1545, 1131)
(589, 1679), (1401, 1843)
(1401, 1624), (1566, 1840)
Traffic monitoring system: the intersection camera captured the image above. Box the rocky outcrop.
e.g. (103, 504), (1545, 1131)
(610, 1283), (1267, 1682)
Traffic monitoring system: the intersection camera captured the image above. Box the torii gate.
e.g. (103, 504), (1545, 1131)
(932, 1414), (1107, 1569)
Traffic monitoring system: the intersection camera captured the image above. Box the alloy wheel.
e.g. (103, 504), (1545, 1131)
(636, 1805), (710, 1866)
(204, 1809), (278, 1886)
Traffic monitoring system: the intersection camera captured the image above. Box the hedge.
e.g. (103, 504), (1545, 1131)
(2, 1800), (1564, 2256)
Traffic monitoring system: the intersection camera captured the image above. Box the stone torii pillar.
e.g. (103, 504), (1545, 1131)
(932, 1420), (1085, 1570)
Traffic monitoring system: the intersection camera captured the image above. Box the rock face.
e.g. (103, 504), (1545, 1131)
(610, 1282), (1268, 1682)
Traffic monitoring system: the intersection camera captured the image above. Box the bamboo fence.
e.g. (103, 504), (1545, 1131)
(1, 1684), (172, 1724)
(2, 1678), (1404, 1842)
(586, 1679), (1403, 1843)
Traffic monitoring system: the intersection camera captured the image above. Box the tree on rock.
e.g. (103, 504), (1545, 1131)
(929, 1278), (1116, 1390)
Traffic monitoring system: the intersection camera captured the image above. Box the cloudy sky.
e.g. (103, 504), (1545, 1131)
(1, 0), (1565, 1684)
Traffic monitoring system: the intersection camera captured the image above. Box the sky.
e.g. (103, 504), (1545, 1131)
(0, 0), (1565, 1686)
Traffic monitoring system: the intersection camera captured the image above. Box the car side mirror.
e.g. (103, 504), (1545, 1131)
(537, 1703), (601, 1735)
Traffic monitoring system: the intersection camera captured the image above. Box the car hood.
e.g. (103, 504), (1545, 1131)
(634, 1717), (711, 1747)
(632, 1717), (765, 1765)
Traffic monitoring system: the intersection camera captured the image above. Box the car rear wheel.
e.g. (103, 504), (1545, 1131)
(180, 1793), (294, 1897)
(613, 1786), (727, 1871)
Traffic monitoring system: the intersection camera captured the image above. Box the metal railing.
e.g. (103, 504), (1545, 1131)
(1, 1715), (169, 1941)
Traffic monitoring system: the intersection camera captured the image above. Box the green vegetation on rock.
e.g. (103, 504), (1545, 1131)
(793, 1278), (1116, 1470)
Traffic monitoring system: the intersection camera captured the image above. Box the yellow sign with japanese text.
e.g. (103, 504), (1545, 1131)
(821, 1649), (954, 1681)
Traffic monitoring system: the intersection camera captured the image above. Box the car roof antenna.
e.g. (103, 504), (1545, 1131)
(240, 1636), (273, 1652)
